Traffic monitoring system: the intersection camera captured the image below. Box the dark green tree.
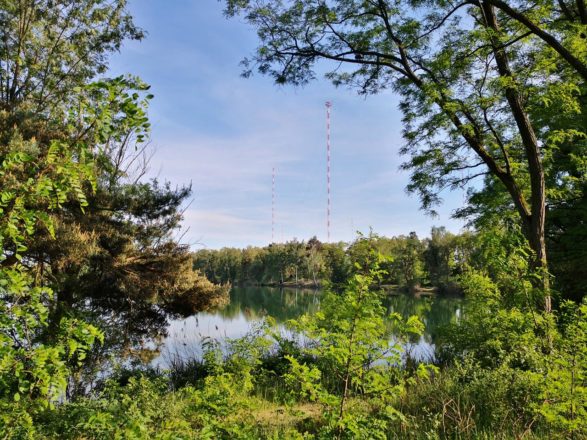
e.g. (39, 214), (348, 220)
(424, 226), (456, 287)
(0, 0), (228, 394)
(0, 0), (143, 113)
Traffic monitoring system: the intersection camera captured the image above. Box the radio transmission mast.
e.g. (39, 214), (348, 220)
(326, 101), (332, 242)
(272, 167), (276, 243)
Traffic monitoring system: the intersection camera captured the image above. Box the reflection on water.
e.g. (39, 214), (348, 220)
(382, 293), (463, 360)
(158, 287), (463, 365)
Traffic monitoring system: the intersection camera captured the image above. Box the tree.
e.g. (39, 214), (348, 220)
(0, 67), (130, 433)
(2, 0), (227, 311)
(424, 226), (456, 287)
(224, 0), (587, 311)
(0, 0), (143, 114)
(286, 252), (425, 438)
(0, 0), (228, 398)
(306, 236), (325, 286)
(391, 232), (425, 289)
(322, 242), (351, 286)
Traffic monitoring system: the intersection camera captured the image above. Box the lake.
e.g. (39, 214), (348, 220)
(155, 286), (464, 366)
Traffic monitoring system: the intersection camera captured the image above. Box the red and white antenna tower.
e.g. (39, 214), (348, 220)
(326, 101), (332, 242)
(272, 167), (276, 243)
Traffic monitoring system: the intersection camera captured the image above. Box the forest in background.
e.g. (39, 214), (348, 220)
(194, 220), (585, 301)
(193, 229), (473, 292)
(1, 0), (586, 438)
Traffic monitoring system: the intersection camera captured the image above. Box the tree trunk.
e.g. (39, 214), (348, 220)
(578, 0), (587, 24)
(482, 2), (551, 312)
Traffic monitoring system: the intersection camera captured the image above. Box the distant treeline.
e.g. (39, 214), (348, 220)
(192, 227), (477, 292)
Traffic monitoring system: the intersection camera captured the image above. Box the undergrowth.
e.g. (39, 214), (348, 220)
(5, 254), (586, 439)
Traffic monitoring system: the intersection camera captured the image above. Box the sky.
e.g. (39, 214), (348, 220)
(108, 0), (466, 249)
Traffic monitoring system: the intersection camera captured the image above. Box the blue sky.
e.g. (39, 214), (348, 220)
(108, 0), (466, 249)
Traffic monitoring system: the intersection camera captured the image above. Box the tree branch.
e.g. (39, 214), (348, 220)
(479, 0), (587, 80)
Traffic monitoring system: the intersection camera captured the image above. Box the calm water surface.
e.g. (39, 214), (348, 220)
(155, 286), (463, 366)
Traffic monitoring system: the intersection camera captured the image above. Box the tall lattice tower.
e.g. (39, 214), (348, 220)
(326, 101), (332, 242)
(272, 167), (276, 243)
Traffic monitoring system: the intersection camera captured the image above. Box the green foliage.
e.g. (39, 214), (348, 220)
(0, 0), (143, 114)
(193, 239), (349, 287)
(393, 356), (546, 438)
(0, 129), (94, 260)
(0, 80), (111, 435)
(14, 254), (426, 439)
(424, 227), (459, 288)
(283, 252), (424, 438)
(193, 230), (475, 292)
(0, 0), (228, 436)
(432, 233), (587, 438)
(5, 249), (585, 438)
(0, 266), (102, 435)
(37, 375), (253, 439)
(0, 0), (229, 401)
(538, 300), (587, 436)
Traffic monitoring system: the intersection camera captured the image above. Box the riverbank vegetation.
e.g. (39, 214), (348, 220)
(193, 228), (477, 294)
(14, 243), (587, 439)
(1, 0), (586, 438)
